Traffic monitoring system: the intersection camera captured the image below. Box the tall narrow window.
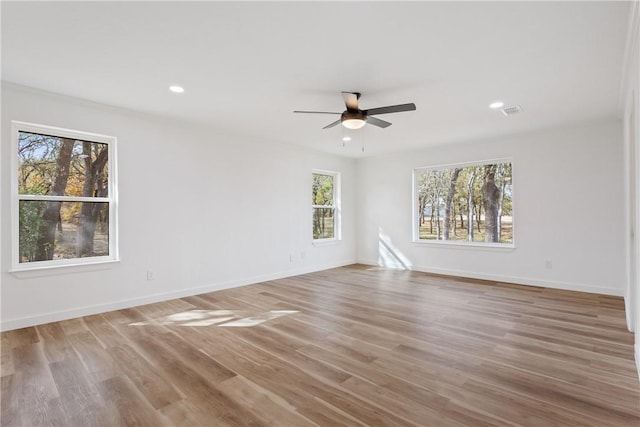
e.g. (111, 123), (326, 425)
(12, 121), (118, 270)
(312, 170), (340, 241)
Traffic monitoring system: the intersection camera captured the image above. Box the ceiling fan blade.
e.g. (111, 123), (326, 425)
(366, 116), (392, 128)
(294, 110), (341, 114)
(364, 103), (416, 116)
(342, 92), (360, 111)
(322, 119), (342, 129)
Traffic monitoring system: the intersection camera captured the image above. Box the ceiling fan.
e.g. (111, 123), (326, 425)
(294, 91), (416, 130)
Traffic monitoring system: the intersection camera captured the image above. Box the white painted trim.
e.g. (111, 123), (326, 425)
(9, 259), (118, 277)
(619, 0), (640, 113)
(624, 91), (638, 332)
(356, 259), (624, 297)
(311, 239), (340, 247)
(0, 260), (356, 332)
(18, 195), (110, 203)
(12, 120), (116, 144)
(414, 157), (513, 173)
(412, 239), (515, 250)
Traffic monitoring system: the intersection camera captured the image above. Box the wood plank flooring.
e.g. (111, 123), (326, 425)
(1, 264), (639, 426)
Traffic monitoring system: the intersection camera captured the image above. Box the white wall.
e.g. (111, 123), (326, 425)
(1, 83), (357, 330)
(356, 121), (625, 296)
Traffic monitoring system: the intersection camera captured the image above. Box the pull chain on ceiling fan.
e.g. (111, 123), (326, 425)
(294, 91), (416, 130)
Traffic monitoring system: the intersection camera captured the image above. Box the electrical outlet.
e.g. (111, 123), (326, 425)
(300, 251), (305, 260)
(146, 270), (155, 280)
(545, 260), (552, 269)
(289, 253), (294, 263)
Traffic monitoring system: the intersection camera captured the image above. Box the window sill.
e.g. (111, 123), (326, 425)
(9, 258), (120, 279)
(412, 239), (515, 250)
(312, 238), (341, 247)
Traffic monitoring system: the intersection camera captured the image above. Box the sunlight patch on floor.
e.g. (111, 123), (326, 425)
(129, 309), (299, 327)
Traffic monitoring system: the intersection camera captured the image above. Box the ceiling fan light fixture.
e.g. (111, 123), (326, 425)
(341, 111), (367, 129)
(342, 118), (366, 129)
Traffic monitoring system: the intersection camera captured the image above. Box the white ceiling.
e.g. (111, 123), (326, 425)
(1, 1), (631, 157)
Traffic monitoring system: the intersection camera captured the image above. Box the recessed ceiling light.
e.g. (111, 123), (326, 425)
(489, 101), (504, 109)
(342, 136), (352, 142)
(169, 86), (185, 93)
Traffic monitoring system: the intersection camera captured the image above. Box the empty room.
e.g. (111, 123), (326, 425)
(1, 1), (639, 426)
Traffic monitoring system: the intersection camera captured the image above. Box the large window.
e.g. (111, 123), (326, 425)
(12, 121), (118, 270)
(414, 160), (513, 245)
(312, 170), (340, 241)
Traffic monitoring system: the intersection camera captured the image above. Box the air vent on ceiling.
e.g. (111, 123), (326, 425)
(501, 105), (522, 116)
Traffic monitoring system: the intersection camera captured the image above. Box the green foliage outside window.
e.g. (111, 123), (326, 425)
(18, 200), (47, 262)
(312, 173), (336, 240)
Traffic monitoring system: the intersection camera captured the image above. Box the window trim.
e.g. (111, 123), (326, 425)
(11, 121), (119, 272)
(412, 158), (514, 248)
(312, 169), (341, 243)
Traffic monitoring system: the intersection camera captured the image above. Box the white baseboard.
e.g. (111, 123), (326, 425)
(0, 260), (356, 332)
(625, 295), (636, 332)
(355, 259), (624, 297)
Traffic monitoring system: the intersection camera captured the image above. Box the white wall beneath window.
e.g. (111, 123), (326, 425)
(0, 83), (357, 330)
(356, 121), (625, 296)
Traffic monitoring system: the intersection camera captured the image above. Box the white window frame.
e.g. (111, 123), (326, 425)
(11, 121), (119, 271)
(412, 158), (515, 248)
(312, 169), (341, 243)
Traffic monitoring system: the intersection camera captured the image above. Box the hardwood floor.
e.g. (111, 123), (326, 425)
(1, 264), (639, 426)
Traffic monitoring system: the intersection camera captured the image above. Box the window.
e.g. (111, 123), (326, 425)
(312, 170), (340, 241)
(414, 160), (513, 245)
(12, 121), (118, 270)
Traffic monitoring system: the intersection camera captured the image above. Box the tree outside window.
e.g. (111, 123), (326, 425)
(13, 122), (117, 269)
(414, 161), (513, 245)
(312, 171), (339, 240)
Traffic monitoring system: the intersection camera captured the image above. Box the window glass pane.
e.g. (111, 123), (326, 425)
(312, 173), (334, 206)
(18, 131), (109, 197)
(313, 207), (335, 239)
(19, 200), (109, 263)
(416, 162), (513, 244)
